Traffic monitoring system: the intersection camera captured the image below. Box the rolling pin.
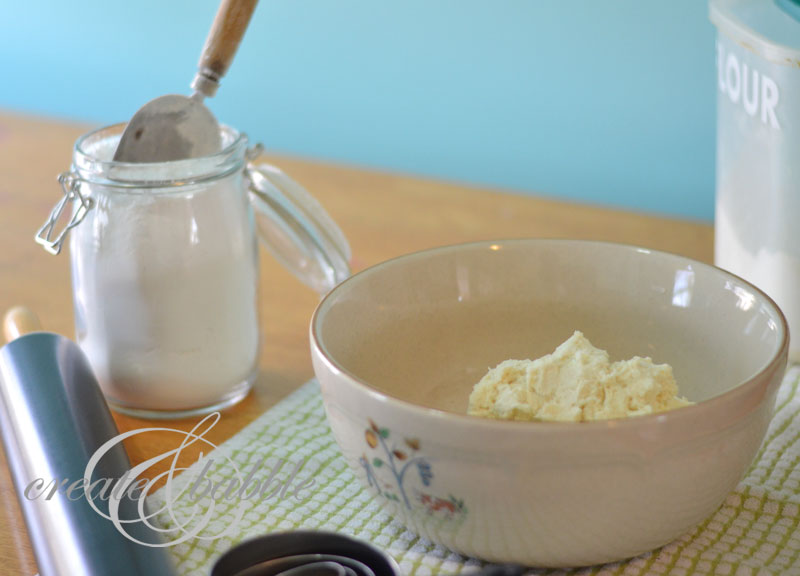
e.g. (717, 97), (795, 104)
(0, 307), (176, 576)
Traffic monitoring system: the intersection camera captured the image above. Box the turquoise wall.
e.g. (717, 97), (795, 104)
(0, 1), (716, 220)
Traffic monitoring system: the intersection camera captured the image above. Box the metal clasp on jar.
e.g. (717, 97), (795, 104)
(35, 171), (94, 255)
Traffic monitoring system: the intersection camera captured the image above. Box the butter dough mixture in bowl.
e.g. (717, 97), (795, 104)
(310, 239), (788, 568)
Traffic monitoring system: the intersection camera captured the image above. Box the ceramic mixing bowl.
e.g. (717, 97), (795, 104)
(310, 239), (788, 568)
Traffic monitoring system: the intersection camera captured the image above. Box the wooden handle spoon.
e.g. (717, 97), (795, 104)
(114, 0), (259, 163)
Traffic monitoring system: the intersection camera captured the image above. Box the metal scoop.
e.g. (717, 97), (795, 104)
(114, 0), (259, 162)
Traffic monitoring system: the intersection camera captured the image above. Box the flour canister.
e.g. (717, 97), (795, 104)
(710, 0), (800, 360)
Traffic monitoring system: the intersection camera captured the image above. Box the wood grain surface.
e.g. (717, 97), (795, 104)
(0, 111), (713, 575)
(198, 0), (259, 82)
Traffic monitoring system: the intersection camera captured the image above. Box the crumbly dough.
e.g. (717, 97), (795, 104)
(467, 331), (692, 422)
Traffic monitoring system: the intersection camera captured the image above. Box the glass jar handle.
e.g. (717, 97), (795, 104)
(35, 171), (94, 255)
(245, 150), (351, 295)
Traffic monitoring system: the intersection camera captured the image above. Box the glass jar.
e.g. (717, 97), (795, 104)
(36, 123), (350, 418)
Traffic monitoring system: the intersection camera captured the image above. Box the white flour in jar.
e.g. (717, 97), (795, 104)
(70, 133), (260, 412)
(716, 205), (799, 362)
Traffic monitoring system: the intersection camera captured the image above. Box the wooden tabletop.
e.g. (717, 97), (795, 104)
(0, 111), (713, 574)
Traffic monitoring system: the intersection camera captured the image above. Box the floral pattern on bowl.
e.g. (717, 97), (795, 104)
(358, 419), (467, 518)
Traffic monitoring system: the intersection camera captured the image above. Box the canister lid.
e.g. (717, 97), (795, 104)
(710, 0), (800, 64)
(246, 161), (352, 295)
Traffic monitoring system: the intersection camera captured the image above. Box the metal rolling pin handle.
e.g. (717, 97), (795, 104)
(0, 307), (176, 576)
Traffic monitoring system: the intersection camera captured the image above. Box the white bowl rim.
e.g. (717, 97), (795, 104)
(310, 238), (790, 431)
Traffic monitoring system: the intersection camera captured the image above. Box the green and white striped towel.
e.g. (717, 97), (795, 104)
(149, 366), (800, 576)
